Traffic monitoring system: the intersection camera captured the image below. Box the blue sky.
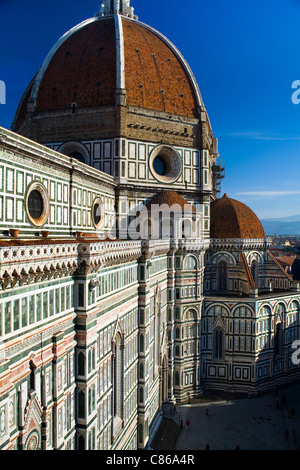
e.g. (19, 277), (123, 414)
(0, 0), (300, 219)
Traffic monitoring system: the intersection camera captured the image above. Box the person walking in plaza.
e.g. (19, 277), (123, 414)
(186, 419), (190, 431)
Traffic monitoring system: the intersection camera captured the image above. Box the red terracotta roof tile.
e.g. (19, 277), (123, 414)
(146, 191), (196, 211)
(210, 194), (266, 239)
(122, 18), (198, 117)
(36, 18), (117, 111)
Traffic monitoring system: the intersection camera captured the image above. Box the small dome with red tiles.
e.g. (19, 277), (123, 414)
(146, 191), (196, 212)
(210, 194), (266, 239)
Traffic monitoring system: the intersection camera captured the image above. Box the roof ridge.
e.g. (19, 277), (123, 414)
(226, 197), (243, 238)
(268, 251), (294, 282)
(241, 253), (256, 288)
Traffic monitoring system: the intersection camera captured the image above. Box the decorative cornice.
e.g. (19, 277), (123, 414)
(0, 126), (116, 189)
(0, 237), (211, 288)
(210, 238), (271, 251)
(0, 241), (79, 290)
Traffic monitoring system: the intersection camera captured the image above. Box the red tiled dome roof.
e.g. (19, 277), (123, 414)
(122, 19), (198, 117)
(36, 18), (117, 111)
(146, 191), (196, 211)
(210, 194), (266, 239)
(13, 15), (201, 130)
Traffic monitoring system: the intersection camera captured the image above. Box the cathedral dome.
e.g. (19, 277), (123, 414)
(146, 191), (196, 212)
(13, 2), (203, 133)
(210, 194), (266, 239)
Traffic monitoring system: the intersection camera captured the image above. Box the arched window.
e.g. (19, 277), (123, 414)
(139, 334), (145, 354)
(58, 142), (90, 165)
(170, 213), (174, 239)
(78, 434), (85, 451)
(274, 323), (283, 355)
(138, 423), (144, 445)
(70, 151), (85, 163)
(274, 304), (285, 355)
(182, 219), (192, 239)
(251, 261), (259, 285)
(78, 351), (85, 376)
(139, 362), (144, 379)
(153, 295), (161, 373)
(88, 385), (95, 415)
(217, 261), (228, 292)
(78, 390), (85, 419)
(113, 333), (123, 419)
(29, 361), (36, 391)
(213, 328), (224, 360)
(184, 255), (197, 270)
(276, 303), (286, 318)
(159, 212), (175, 239)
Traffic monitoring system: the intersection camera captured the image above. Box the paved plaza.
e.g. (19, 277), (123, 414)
(153, 383), (300, 450)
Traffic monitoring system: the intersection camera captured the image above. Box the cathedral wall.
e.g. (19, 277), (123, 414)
(0, 127), (116, 238)
(170, 251), (205, 403)
(0, 274), (77, 449)
(75, 259), (140, 450)
(202, 294), (300, 394)
(19, 107), (120, 144)
(47, 136), (206, 193)
(73, 245), (170, 450)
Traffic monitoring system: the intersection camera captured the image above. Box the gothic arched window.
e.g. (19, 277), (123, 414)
(217, 261), (228, 292)
(274, 323), (283, 355)
(113, 333), (124, 420)
(78, 390), (85, 419)
(70, 151), (85, 163)
(153, 293), (161, 374)
(139, 362), (144, 380)
(29, 361), (36, 391)
(274, 303), (285, 356)
(213, 327), (224, 360)
(78, 351), (85, 376)
(251, 261), (259, 286)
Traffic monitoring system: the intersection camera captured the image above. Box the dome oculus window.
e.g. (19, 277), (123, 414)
(149, 146), (182, 183)
(26, 183), (49, 227)
(92, 198), (104, 229)
(153, 155), (168, 176)
(69, 151), (85, 163)
(57, 142), (90, 165)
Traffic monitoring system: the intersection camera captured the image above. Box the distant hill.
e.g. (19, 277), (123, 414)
(261, 215), (300, 235)
(263, 214), (300, 223)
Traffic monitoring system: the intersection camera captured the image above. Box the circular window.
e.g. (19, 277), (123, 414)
(26, 183), (49, 227)
(92, 198), (104, 229)
(28, 190), (43, 219)
(58, 142), (89, 165)
(69, 151), (86, 163)
(149, 146), (182, 183)
(25, 430), (40, 451)
(153, 155), (168, 176)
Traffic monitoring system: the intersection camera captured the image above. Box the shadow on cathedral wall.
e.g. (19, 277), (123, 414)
(200, 298), (300, 398)
(254, 304), (300, 394)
